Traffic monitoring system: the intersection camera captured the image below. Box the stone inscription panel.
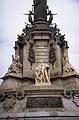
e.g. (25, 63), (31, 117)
(26, 97), (63, 108)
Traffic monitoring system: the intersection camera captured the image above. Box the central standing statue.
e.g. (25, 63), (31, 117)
(33, 0), (47, 21)
(35, 63), (51, 85)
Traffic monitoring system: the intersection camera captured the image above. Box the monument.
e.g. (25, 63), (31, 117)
(0, 0), (79, 119)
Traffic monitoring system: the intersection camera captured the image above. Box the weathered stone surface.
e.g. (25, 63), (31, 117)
(26, 96), (63, 108)
(0, 112), (79, 120)
(0, 0), (79, 118)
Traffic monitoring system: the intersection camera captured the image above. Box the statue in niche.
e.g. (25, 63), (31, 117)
(35, 63), (51, 85)
(33, 0), (47, 21)
(6, 55), (22, 75)
(28, 41), (35, 66)
(49, 41), (56, 65)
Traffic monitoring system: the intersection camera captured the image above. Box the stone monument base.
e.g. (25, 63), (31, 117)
(0, 112), (79, 120)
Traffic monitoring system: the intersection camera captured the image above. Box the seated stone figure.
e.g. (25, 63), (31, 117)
(6, 55), (22, 75)
(63, 49), (76, 75)
(35, 63), (51, 85)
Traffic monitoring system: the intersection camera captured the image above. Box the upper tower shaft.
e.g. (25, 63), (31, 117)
(33, 0), (47, 22)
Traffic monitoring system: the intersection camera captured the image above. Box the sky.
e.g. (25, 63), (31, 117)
(0, 0), (79, 84)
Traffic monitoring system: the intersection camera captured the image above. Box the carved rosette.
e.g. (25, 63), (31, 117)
(16, 91), (26, 100)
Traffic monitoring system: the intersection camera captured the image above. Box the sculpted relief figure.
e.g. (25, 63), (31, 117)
(35, 63), (51, 85)
(6, 55), (22, 75)
(63, 49), (76, 75)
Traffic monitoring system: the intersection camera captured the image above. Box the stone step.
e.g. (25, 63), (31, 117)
(35, 58), (48, 63)
(35, 56), (48, 59)
(35, 46), (48, 49)
(35, 49), (48, 52)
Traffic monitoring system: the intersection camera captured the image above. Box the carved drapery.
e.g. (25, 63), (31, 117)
(35, 63), (51, 85)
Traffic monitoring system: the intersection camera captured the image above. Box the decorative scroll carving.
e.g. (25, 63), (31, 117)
(62, 90), (79, 106)
(63, 62), (76, 74)
(26, 97), (63, 108)
(62, 90), (72, 99)
(49, 41), (56, 65)
(35, 63), (51, 85)
(0, 91), (26, 102)
(0, 93), (5, 102)
(28, 41), (35, 66)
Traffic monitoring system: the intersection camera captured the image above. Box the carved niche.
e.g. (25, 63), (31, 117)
(49, 41), (56, 65)
(28, 41), (35, 66)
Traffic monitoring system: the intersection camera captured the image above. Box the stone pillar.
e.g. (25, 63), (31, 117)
(23, 41), (30, 78)
(23, 41), (35, 80)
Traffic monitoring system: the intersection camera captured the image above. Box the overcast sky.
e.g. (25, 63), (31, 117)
(0, 0), (79, 84)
